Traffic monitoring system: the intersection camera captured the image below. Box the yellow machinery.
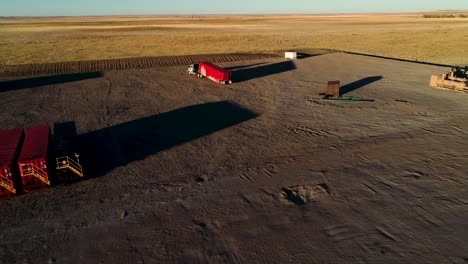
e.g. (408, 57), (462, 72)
(430, 67), (468, 92)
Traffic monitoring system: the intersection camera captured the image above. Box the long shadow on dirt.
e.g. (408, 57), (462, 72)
(0, 72), (103, 92)
(340, 76), (383, 96)
(296, 52), (327, 60)
(79, 101), (259, 178)
(232, 60), (296, 82)
(225, 63), (267, 71)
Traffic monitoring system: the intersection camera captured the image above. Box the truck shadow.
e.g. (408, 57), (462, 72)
(232, 60), (296, 82)
(79, 101), (259, 178)
(225, 63), (266, 71)
(340, 76), (383, 96)
(0, 72), (103, 92)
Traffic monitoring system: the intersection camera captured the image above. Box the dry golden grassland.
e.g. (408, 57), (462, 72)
(0, 14), (467, 65)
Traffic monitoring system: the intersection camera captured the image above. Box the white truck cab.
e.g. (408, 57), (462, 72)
(187, 64), (199, 75)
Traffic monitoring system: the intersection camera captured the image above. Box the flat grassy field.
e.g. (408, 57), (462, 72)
(1, 13), (467, 65)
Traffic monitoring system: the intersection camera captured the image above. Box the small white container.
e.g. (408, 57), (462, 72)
(285, 52), (297, 60)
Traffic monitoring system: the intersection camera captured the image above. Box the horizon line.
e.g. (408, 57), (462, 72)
(1, 10), (468, 18)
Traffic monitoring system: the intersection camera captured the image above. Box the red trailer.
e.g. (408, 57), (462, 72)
(0, 128), (24, 200)
(188, 62), (232, 84)
(18, 125), (52, 193)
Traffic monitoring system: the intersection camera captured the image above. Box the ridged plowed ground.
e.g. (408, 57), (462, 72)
(0, 53), (278, 77)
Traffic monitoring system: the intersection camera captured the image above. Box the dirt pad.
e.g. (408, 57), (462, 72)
(0, 53), (467, 263)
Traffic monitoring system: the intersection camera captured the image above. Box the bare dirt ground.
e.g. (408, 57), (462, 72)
(0, 52), (467, 263)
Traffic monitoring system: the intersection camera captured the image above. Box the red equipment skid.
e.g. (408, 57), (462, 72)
(18, 125), (52, 193)
(0, 128), (24, 200)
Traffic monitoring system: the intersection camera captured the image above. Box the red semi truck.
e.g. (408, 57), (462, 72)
(18, 124), (52, 193)
(0, 128), (24, 200)
(188, 62), (232, 84)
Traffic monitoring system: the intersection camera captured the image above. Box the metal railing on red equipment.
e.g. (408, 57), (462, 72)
(20, 163), (51, 185)
(56, 156), (84, 177)
(0, 177), (16, 194)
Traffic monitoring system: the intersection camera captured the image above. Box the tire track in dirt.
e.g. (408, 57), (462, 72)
(326, 224), (363, 241)
(238, 166), (276, 182)
(325, 224), (401, 257)
(285, 124), (332, 139)
(0, 53), (278, 77)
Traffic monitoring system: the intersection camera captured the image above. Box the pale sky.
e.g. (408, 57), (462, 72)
(1, 0), (468, 16)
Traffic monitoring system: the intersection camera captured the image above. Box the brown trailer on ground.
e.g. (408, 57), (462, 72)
(326, 81), (341, 98)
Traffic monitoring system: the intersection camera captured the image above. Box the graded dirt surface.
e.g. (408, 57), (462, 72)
(1, 14), (468, 65)
(0, 52), (282, 77)
(0, 53), (467, 263)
